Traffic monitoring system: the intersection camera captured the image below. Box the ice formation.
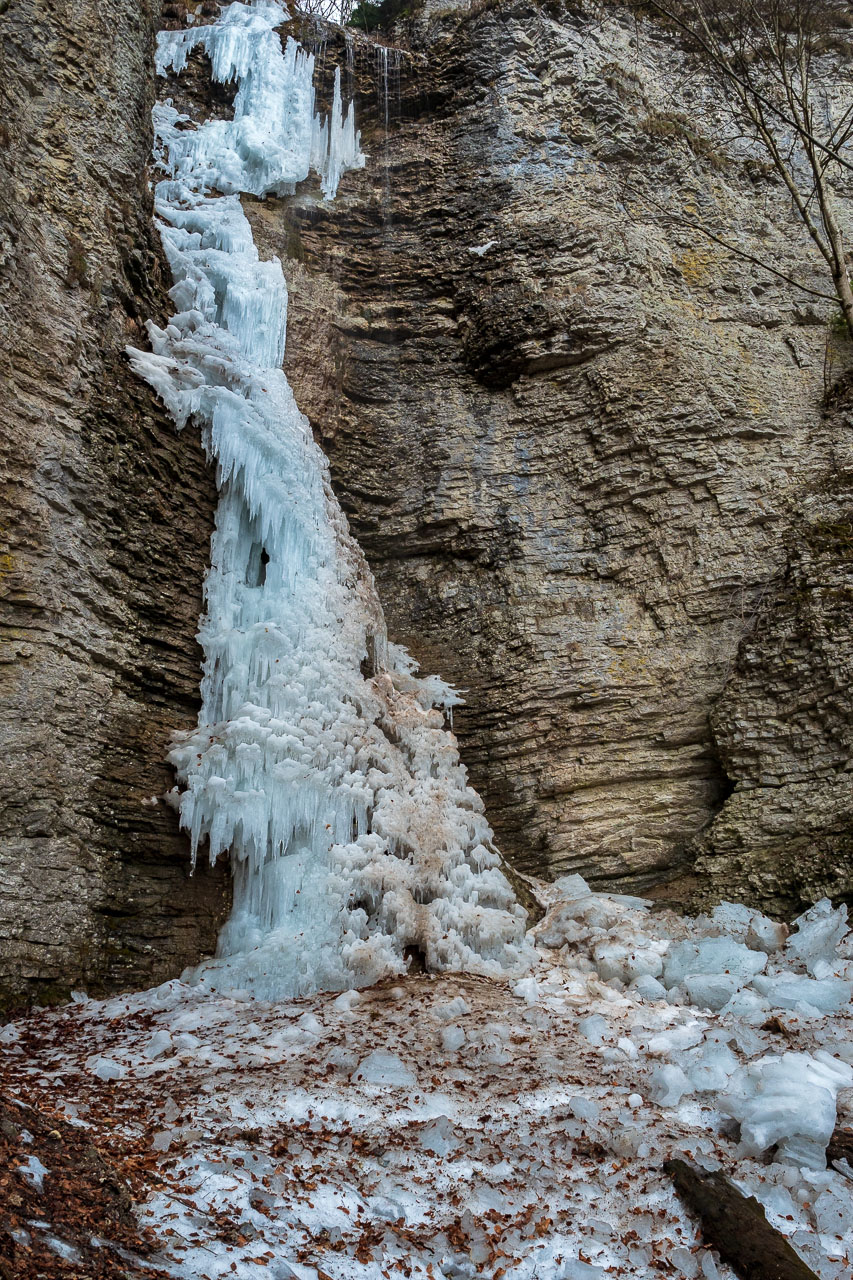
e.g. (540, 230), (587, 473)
(128, 1), (529, 998)
(723, 1050), (853, 1171)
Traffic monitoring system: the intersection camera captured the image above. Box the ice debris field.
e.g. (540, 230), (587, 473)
(4, 880), (853, 1278)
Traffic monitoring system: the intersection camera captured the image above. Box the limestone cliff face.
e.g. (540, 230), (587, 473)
(0, 0), (228, 1006)
(1, 0), (851, 1002)
(689, 449), (853, 916)
(269, 2), (852, 909)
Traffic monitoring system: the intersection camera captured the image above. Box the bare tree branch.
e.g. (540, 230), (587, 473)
(620, 182), (838, 301)
(632, 0), (853, 337)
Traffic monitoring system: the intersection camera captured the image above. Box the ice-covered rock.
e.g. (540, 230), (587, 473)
(786, 899), (849, 978)
(723, 1050), (853, 1169)
(128, 0), (533, 999)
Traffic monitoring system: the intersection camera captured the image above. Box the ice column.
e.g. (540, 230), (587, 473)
(128, 1), (531, 999)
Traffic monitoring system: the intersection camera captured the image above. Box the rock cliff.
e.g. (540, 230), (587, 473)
(1, 0), (850, 1002)
(0, 0), (228, 1006)
(275, 1), (853, 910)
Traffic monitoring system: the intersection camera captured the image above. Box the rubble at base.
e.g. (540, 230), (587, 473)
(2, 879), (852, 1278)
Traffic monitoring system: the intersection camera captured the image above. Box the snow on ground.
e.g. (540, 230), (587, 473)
(3, 879), (853, 1279)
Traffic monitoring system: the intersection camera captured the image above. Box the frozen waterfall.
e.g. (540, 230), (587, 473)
(127, 0), (531, 999)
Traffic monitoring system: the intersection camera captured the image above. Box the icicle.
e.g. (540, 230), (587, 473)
(128, 1), (531, 1000)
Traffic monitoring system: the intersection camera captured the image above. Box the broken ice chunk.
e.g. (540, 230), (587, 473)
(511, 976), (540, 1003)
(467, 239), (498, 257)
(553, 874), (591, 898)
(813, 1184), (853, 1237)
(648, 1063), (693, 1107)
(663, 936), (767, 992)
(684, 1033), (739, 1092)
(647, 1023), (704, 1056)
(746, 915), (788, 955)
(578, 1014), (609, 1046)
(751, 973), (852, 1016)
(143, 1029), (174, 1060)
(440, 1025), (466, 1053)
(684, 972), (744, 1012)
(569, 1095), (600, 1122)
(434, 995), (472, 1023)
(718, 986), (771, 1023)
(17, 1154), (49, 1192)
(418, 1116), (458, 1157)
(630, 973), (667, 1001)
(594, 942), (663, 985)
(351, 1049), (417, 1087)
(786, 898), (848, 977)
(711, 901), (786, 953)
(86, 1055), (127, 1082)
(557, 1258), (606, 1278)
(44, 1236), (81, 1263)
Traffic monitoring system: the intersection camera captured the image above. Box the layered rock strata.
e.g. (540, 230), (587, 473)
(0, 0), (227, 1005)
(268, 2), (852, 908)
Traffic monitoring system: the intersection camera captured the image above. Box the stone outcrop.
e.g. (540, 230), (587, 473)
(683, 449), (853, 916)
(0, 0), (228, 1006)
(1, 0), (851, 1002)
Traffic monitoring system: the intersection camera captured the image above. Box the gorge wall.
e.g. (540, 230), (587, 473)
(275, 1), (853, 915)
(1, 0), (851, 1003)
(0, 0), (228, 1006)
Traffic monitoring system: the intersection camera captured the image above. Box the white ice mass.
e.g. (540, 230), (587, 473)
(127, 1), (529, 999)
